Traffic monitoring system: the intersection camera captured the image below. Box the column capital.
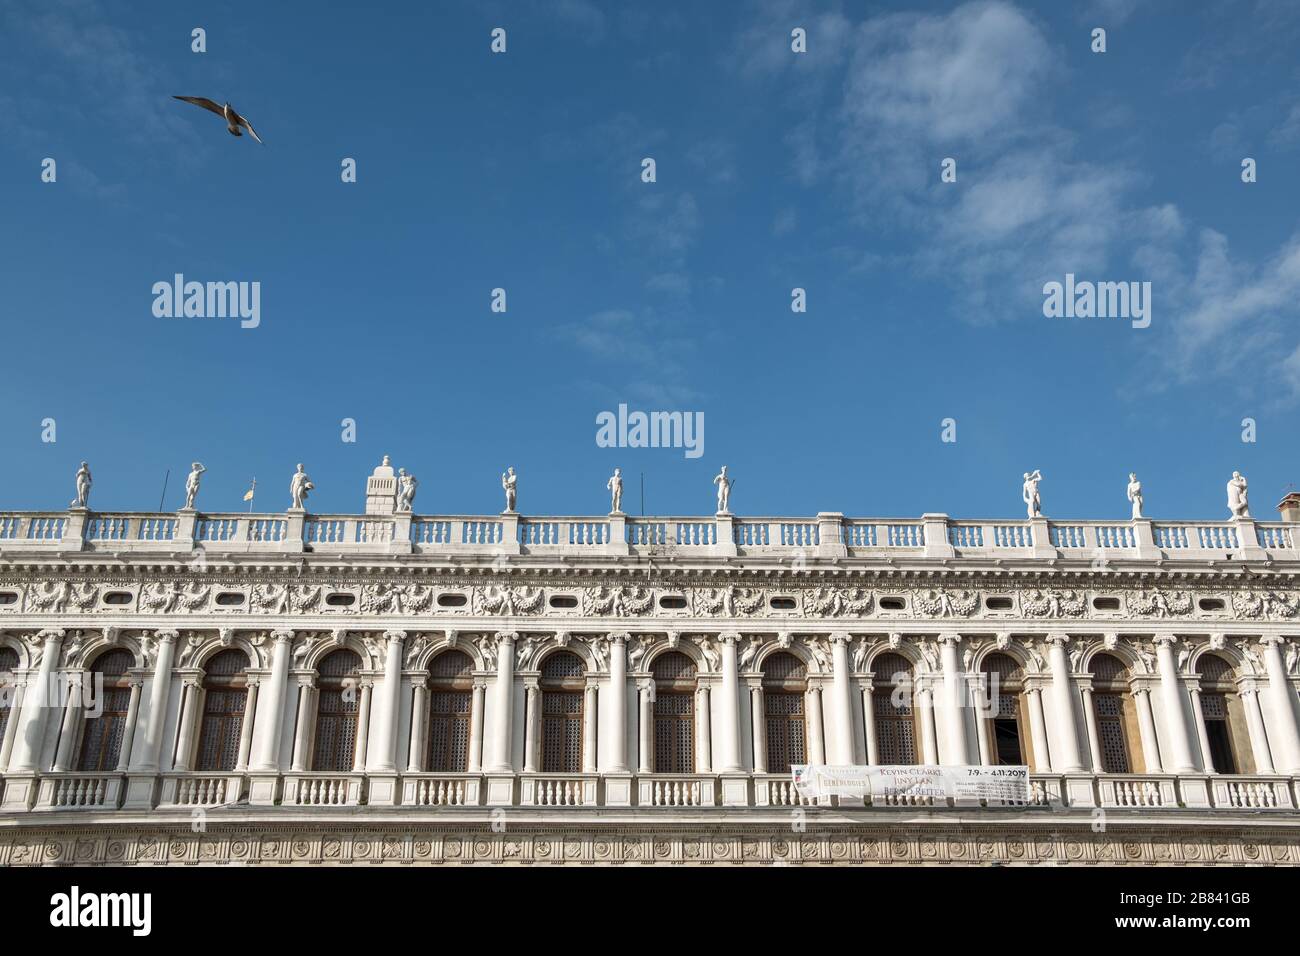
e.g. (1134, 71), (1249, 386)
(153, 629), (180, 643)
(294, 675), (316, 689)
(936, 633), (962, 646)
(829, 631), (852, 645)
(638, 677), (655, 697)
(1152, 634), (1180, 647)
(270, 628), (294, 643)
(1259, 634), (1288, 647)
(495, 630), (518, 643)
(35, 627), (67, 643)
(1044, 633), (1072, 647)
(608, 631), (629, 644)
(719, 631), (740, 645)
(383, 629), (407, 643)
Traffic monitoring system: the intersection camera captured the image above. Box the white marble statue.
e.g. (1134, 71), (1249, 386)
(1126, 473), (1143, 520)
(1227, 471), (1250, 518)
(289, 463), (314, 510)
(183, 462), (206, 510)
(713, 465), (732, 514)
(70, 461), (92, 509)
(396, 468), (417, 513)
(607, 468), (623, 514)
(1022, 470), (1042, 518)
(501, 467), (517, 513)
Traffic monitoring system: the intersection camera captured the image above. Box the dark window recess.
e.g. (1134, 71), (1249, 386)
(658, 595), (687, 610)
(325, 592), (356, 607)
(102, 592), (132, 605)
(1092, 597), (1121, 611)
(1197, 598), (1225, 612)
(0, 592), (16, 605)
(993, 720), (1023, 765)
(984, 596), (1013, 610)
(1205, 720), (1237, 774)
(548, 594), (578, 609)
(879, 597), (906, 611)
(769, 597), (797, 611)
(215, 592), (245, 606)
(437, 592), (468, 608)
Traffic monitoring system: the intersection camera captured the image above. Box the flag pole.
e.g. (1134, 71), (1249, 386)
(247, 477), (256, 513)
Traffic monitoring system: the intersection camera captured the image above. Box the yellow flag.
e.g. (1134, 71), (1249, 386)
(243, 485), (255, 502)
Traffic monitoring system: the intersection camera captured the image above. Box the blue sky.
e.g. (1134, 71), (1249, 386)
(1, 0), (1298, 521)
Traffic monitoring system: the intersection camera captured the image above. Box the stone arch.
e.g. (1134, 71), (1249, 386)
(302, 632), (371, 672)
(413, 634), (487, 672)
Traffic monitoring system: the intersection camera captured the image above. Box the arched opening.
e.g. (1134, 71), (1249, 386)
(0, 646), (18, 745)
(1196, 654), (1249, 774)
(540, 652), (586, 773)
(652, 651), (697, 773)
(312, 649), (362, 772)
(426, 650), (473, 772)
(1089, 653), (1139, 773)
(872, 652), (917, 764)
(195, 649), (249, 772)
(77, 649), (134, 771)
(982, 653), (1027, 766)
(762, 652), (807, 774)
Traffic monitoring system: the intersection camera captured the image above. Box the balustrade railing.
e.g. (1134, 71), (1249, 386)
(0, 507), (1292, 562)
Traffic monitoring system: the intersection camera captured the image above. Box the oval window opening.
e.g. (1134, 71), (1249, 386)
(0, 592), (17, 605)
(985, 596), (1013, 610)
(879, 597), (906, 611)
(326, 592), (356, 607)
(1092, 597), (1120, 611)
(658, 595), (687, 610)
(1197, 598), (1225, 612)
(437, 593), (468, 608)
(548, 595), (578, 609)
(770, 597), (797, 611)
(215, 592), (245, 606)
(103, 591), (132, 605)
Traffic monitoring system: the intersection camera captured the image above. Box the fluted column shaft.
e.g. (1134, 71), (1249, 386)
(253, 631), (293, 772)
(829, 635), (857, 764)
(487, 634), (515, 772)
(1154, 637), (1196, 773)
(1046, 636), (1084, 771)
(716, 635), (742, 772)
(938, 636), (968, 765)
(607, 634), (629, 772)
(134, 631), (178, 772)
(368, 630), (406, 772)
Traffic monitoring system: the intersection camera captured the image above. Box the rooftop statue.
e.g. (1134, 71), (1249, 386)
(502, 467), (517, 514)
(607, 468), (623, 515)
(183, 462), (206, 511)
(289, 463), (314, 510)
(396, 468), (418, 513)
(714, 465), (732, 515)
(1127, 473), (1143, 520)
(70, 461), (92, 510)
(1227, 471), (1250, 519)
(1022, 469), (1042, 518)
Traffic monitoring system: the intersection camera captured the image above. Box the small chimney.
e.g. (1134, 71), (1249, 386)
(365, 455), (397, 515)
(1278, 492), (1300, 523)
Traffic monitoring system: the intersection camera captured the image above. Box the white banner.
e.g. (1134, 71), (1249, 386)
(793, 765), (1029, 802)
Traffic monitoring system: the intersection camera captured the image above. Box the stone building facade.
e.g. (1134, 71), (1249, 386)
(2, 472), (1299, 865)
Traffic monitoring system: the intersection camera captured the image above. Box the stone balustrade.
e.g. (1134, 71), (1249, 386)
(0, 507), (1293, 562)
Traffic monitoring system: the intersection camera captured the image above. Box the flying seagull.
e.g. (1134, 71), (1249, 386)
(172, 96), (264, 144)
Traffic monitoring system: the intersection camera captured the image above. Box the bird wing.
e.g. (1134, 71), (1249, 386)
(236, 113), (264, 144)
(173, 95), (225, 117)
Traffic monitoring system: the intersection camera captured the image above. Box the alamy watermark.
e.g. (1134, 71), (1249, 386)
(152, 273), (260, 329)
(1042, 273), (1150, 329)
(595, 403), (704, 459)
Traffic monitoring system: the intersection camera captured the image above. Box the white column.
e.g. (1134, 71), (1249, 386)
(938, 635), (969, 765)
(638, 679), (654, 774)
(0, 682), (28, 771)
(1260, 637), (1300, 773)
(289, 680), (312, 772)
(1081, 686), (1104, 773)
(134, 630), (179, 772)
(9, 629), (64, 772)
(352, 682), (372, 771)
(236, 679), (260, 771)
(51, 674), (83, 772)
(973, 677), (992, 766)
(1189, 686), (1215, 774)
(486, 632), (515, 772)
(829, 634), (857, 764)
(581, 682), (598, 773)
(607, 633), (629, 772)
(1241, 687), (1275, 775)
(1134, 687), (1163, 772)
(861, 686), (879, 765)
(171, 678), (203, 772)
(918, 684), (938, 764)
(715, 634), (742, 772)
(468, 681), (486, 773)
(749, 684), (766, 773)
(806, 686), (826, 764)
(1154, 636), (1196, 773)
(116, 679), (143, 772)
(1045, 635), (1084, 772)
(1027, 686), (1052, 770)
(253, 629), (293, 772)
(407, 680), (428, 772)
(523, 683), (540, 773)
(368, 630), (406, 772)
(696, 685), (712, 772)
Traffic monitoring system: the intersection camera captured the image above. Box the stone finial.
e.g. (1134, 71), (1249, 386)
(365, 456), (397, 515)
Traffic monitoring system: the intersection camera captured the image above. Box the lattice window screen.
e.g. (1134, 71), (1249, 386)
(542, 691), (583, 773)
(764, 692), (806, 774)
(196, 688), (247, 771)
(426, 690), (471, 772)
(653, 692), (695, 773)
(1094, 692), (1130, 773)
